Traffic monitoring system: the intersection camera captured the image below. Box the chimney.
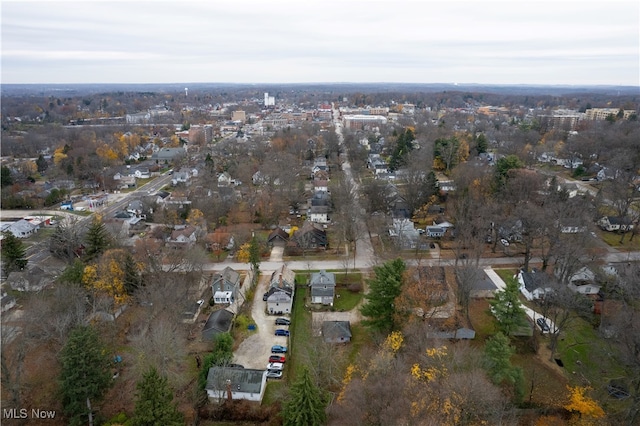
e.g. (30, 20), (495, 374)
(226, 379), (232, 402)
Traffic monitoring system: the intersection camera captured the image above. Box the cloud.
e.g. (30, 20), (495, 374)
(2, 0), (638, 85)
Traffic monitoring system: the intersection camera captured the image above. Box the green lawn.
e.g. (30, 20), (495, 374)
(333, 288), (362, 311)
(599, 231), (640, 251)
(289, 286), (312, 380)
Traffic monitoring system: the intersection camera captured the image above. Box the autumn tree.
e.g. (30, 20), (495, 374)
(131, 367), (184, 426)
(59, 325), (112, 426)
(564, 386), (605, 421)
(82, 249), (132, 307)
(281, 367), (327, 426)
(1, 231), (28, 272)
(360, 258), (406, 332)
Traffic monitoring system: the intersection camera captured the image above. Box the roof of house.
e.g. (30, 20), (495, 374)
(213, 266), (240, 286)
(170, 225), (197, 240)
(520, 270), (549, 293)
(322, 321), (352, 342)
(201, 309), (234, 341)
(310, 270), (336, 287)
(206, 367), (265, 395)
(268, 227), (289, 243)
(470, 270), (499, 292)
(270, 265), (295, 290)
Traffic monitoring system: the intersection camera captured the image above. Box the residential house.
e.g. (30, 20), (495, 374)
(566, 267), (601, 296)
(171, 169), (191, 186)
(218, 172), (233, 187)
(308, 205), (330, 224)
(211, 267), (241, 305)
(134, 168), (150, 179)
(558, 219), (587, 234)
(426, 226), (445, 238)
(309, 270), (336, 306)
(201, 309), (235, 341)
(389, 219), (420, 249)
(151, 147), (186, 162)
(267, 227), (289, 246)
(205, 367), (267, 403)
(322, 320), (352, 343)
(290, 221), (328, 252)
(266, 265), (295, 315)
(499, 219), (523, 243)
(6, 219), (38, 238)
(598, 216), (635, 232)
(517, 270), (553, 301)
(6, 266), (55, 292)
(166, 225), (198, 249)
(468, 269), (500, 299)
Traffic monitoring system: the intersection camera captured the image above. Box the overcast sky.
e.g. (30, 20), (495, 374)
(2, 0), (639, 86)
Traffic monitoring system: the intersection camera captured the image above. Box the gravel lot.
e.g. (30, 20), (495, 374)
(232, 271), (290, 369)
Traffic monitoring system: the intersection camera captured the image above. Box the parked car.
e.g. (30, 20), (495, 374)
(536, 318), (550, 332)
(275, 318), (291, 326)
(269, 355), (286, 363)
(263, 292), (269, 301)
(266, 370), (283, 379)
(500, 238), (510, 247)
(267, 362), (284, 371)
(275, 329), (290, 336)
(271, 345), (288, 353)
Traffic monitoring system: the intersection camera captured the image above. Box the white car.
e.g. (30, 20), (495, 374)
(500, 239), (510, 247)
(266, 370), (283, 379)
(267, 362), (284, 371)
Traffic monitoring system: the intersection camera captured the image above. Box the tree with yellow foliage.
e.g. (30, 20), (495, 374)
(82, 249), (132, 306)
(53, 146), (68, 166)
(564, 386), (605, 421)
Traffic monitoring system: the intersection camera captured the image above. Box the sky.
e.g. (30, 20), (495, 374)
(2, 0), (639, 86)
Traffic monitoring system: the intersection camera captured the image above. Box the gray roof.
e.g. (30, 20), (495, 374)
(206, 367), (265, 395)
(521, 271), (548, 292)
(472, 270), (499, 292)
(310, 270), (336, 287)
(202, 309), (234, 341)
(322, 321), (352, 341)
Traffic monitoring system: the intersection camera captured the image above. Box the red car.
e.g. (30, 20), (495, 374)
(269, 355), (286, 363)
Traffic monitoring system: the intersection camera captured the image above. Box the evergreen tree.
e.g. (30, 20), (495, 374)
(360, 258), (406, 332)
(1, 165), (13, 187)
(59, 325), (112, 426)
(36, 154), (49, 173)
(248, 235), (260, 285)
(475, 133), (488, 155)
(1, 231), (28, 272)
(483, 332), (524, 402)
(489, 277), (528, 336)
(85, 216), (110, 260)
(131, 367), (184, 426)
(122, 252), (141, 295)
(281, 367), (327, 426)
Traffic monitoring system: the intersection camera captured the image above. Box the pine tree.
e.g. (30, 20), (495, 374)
(483, 332), (524, 401)
(1, 231), (28, 272)
(489, 276), (528, 336)
(122, 252), (141, 295)
(85, 216), (110, 260)
(360, 258), (406, 332)
(282, 367), (327, 426)
(59, 325), (112, 426)
(131, 367), (184, 426)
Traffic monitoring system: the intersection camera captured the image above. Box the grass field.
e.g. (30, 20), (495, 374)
(333, 288), (363, 311)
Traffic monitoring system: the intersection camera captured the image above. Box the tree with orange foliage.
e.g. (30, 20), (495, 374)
(82, 249), (132, 307)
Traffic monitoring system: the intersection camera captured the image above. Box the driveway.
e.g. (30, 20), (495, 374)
(232, 271), (289, 369)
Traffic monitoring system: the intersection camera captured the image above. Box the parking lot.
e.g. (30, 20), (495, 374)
(232, 272), (289, 370)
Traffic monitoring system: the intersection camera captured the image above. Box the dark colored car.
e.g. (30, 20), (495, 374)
(275, 329), (290, 336)
(536, 318), (550, 332)
(271, 345), (287, 353)
(269, 355), (286, 363)
(275, 318), (291, 326)
(263, 292), (269, 301)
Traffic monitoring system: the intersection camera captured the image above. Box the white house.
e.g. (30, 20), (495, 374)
(517, 270), (553, 301)
(598, 216), (634, 232)
(266, 265), (295, 315)
(133, 168), (150, 179)
(308, 205), (330, 224)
